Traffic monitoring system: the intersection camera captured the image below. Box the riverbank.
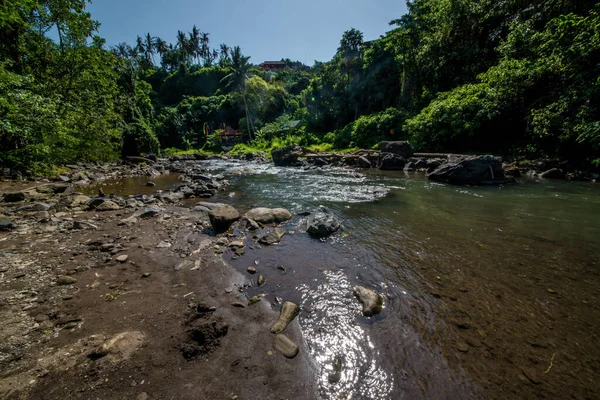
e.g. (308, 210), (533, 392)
(0, 162), (318, 399)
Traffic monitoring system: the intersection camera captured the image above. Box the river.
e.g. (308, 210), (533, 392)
(90, 159), (600, 399)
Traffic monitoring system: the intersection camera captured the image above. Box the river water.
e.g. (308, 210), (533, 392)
(90, 160), (600, 399)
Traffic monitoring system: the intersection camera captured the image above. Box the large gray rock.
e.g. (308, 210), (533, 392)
(134, 206), (161, 219)
(271, 145), (303, 166)
(0, 219), (15, 231)
(306, 206), (341, 238)
(377, 153), (405, 170)
(94, 200), (120, 211)
(244, 207), (292, 224)
(354, 286), (384, 317)
(378, 141), (414, 159)
(427, 156), (512, 185)
(209, 205), (240, 232)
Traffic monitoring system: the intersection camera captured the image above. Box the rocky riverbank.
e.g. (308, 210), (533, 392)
(0, 158), (391, 400)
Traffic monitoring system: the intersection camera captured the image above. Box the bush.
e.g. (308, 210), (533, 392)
(121, 120), (160, 156)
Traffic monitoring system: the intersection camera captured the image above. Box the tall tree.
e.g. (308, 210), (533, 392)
(189, 25), (201, 63)
(222, 46), (255, 139)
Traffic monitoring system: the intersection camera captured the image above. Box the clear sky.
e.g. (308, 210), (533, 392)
(87, 0), (407, 65)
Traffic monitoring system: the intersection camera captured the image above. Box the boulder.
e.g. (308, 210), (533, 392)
(208, 205), (240, 232)
(69, 195), (90, 207)
(306, 206), (341, 238)
(377, 153), (406, 170)
(244, 207), (292, 224)
(3, 192), (25, 202)
(0, 219), (15, 231)
(271, 145), (303, 167)
(353, 286), (384, 317)
(427, 155), (512, 185)
(539, 168), (565, 179)
(145, 153), (158, 162)
(94, 200), (120, 211)
(259, 228), (286, 245)
(378, 141), (414, 159)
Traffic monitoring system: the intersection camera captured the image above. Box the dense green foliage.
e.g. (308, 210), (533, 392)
(1, 0), (599, 172)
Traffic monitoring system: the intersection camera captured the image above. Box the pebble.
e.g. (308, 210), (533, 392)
(116, 255), (128, 263)
(231, 302), (246, 308)
(142, 273), (151, 278)
(247, 266), (257, 274)
(456, 341), (470, 353)
(547, 288), (557, 294)
(258, 275), (266, 286)
(224, 288), (233, 293)
(156, 241), (172, 248)
(466, 337), (481, 348)
(136, 393), (149, 400)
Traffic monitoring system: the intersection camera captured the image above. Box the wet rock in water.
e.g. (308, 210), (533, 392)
(377, 153), (406, 170)
(427, 155), (513, 185)
(247, 266), (257, 274)
(244, 207), (292, 224)
(248, 295), (262, 305)
(539, 168), (565, 179)
(116, 255), (128, 263)
(306, 206), (341, 238)
(353, 286), (384, 317)
(0, 219), (16, 231)
(273, 334), (299, 359)
(57, 276), (77, 285)
(72, 220), (99, 230)
(209, 205), (240, 232)
(271, 145), (303, 167)
(378, 141), (414, 159)
(2, 192), (25, 202)
(259, 228), (286, 245)
(328, 356), (343, 383)
(270, 301), (300, 334)
(16, 202), (51, 212)
(257, 275), (266, 286)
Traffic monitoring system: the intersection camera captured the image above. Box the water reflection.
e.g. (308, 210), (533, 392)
(298, 270), (394, 399)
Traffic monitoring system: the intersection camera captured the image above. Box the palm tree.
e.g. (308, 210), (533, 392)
(200, 32), (210, 66)
(189, 25), (201, 64)
(144, 33), (155, 64)
(135, 35), (145, 58)
(222, 46), (255, 140)
(153, 37), (169, 63)
(219, 43), (231, 66)
(176, 30), (190, 64)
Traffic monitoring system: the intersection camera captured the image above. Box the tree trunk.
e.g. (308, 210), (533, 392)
(243, 94), (254, 141)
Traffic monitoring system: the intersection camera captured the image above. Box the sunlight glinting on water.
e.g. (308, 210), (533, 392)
(298, 270), (394, 399)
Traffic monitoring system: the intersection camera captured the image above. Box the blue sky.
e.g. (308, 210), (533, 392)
(87, 0), (407, 65)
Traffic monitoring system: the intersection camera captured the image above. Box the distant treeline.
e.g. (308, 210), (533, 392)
(1, 0), (598, 172)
